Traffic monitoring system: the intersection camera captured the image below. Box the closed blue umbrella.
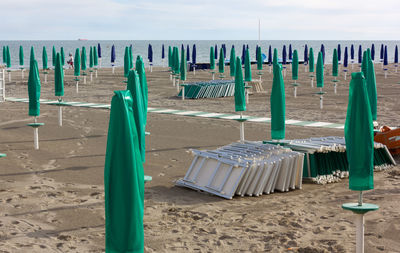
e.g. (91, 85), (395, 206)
(358, 45), (362, 64)
(351, 44), (355, 60)
(161, 44), (165, 59)
(111, 45), (116, 73)
(371, 44), (375, 61)
(255, 45), (259, 62)
(214, 44), (218, 59)
(320, 44), (325, 63)
(304, 44), (308, 63)
(384, 45), (388, 66)
(241, 45), (246, 65)
(186, 45), (190, 62)
(222, 44), (226, 59)
(282, 45), (287, 64)
(192, 44), (196, 64)
(97, 43), (101, 58)
(148, 44), (153, 63)
(394, 45), (398, 64)
(268, 45), (272, 64)
(288, 44), (292, 60)
(380, 44), (384, 60)
(344, 47), (348, 68)
(338, 44), (341, 62)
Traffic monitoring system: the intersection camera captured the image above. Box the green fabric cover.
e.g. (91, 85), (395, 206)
(89, 47), (94, 68)
(94, 46), (98, 66)
(309, 48), (314, 73)
(52, 46), (56, 67)
(124, 47), (130, 77)
(27, 60), (41, 116)
(168, 46), (172, 68)
(270, 62), (286, 140)
(81, 47), (87, 71)
(6, 46), (11, 68)
(135, 56), (148, 126)
(42, 46), (48, 70)
(244, 48), (252, 82)
(104, 90), (144, 253)
(54, 53), (64, 97)
(74, 48), (80, 77)
(181, 48), (187, 81)
(292, 49), (298, 80)
(257, 46), (263, 70)
(60, 47), (65, 66)
(230, 47), (236, 77)
(30, 47), (35, 65)
(19, 46), (24, 66)
(210, 47), (215, 70)
(345, 72), (374, 191)
(234, 57), (246, 112)
(218, 48), (224, 74)
(361, 51), (368, 80)
(332, 48), (338, 77)
(316, 52), (324, 88)
(366, 57), (377, 121)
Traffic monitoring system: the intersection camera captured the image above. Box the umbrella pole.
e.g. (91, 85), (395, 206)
(193, 66), (196, 76)
(344, 71), (347, 80)
(384, 70), (387, 79)
(182, 84), (185, 101)
(58, 97), (63, 127)
(95, 69), (98, 78)
(311, 77), (314, 88)
(396, 65), (398, 73)
(150, 64), (153, 72)
(334, 77), (337, 94)
(112, 66), (115, 74)
(8, 71), (11, 82)
(90, 72), (93, 82)
(21, 69), (24, 80)
(176, 79), (180, 92)
(172, 75), (175, 87)
(240, 112), (244, 142)
(212, 72), (215, 80)
(320, 88), (323, 110)
(269, 65), (271, 73)
(83, 75), (87, 84)
(245, 83), (249, 104)
(294, 80), (297, 98)
(356, 191), (364, 253)
(76, 81), (79, 93)
(33, 117), (39, 150)
(44, 73), (47, 84)
(99, 58), (102, 68)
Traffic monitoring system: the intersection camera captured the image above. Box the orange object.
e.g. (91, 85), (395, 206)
(374, 126), (400, 155)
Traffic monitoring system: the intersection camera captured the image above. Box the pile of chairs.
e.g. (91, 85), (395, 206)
(176, 141), (304, 199)
(265, 136), (396, 184)
(177, 80), (235, 99)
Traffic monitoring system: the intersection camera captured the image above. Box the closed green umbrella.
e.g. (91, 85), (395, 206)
(173, 47), (180, 76)
(19, 46), (24, 66)
(244, 48), (251, 82)
(361, 50), (368, 79)
(127, 70), (146, 163)
(218, 47), (224, 76)
(52, 46), (56, 67)
(89, 46), (94, 69)
(124, 46), (130, 78)
(210, 46), (215, 79)
(234, 57), (246, 112)
(168, 46), (172, 68)
(230, 46), (236, 78)
(42, 46), (48, 70)
(55, 52), (64, 126)
(129, 46), (133, 70)
(27, 59), (43, 149)
(273, 48), (278, 67)
(180, 48), (187, 82)
(316, 52), (324, 88)
(60, 47), (65, 66)
(30, 46), (35, 64)
(309, 47), (315, 73)
(270, 62), (285, 140)
(136, 56), (148, 126)
(104, 90), (144, 253)
(291, 50), (299, 97)
(74, 48), (80, 92)
(256, 46), (263, 71)
(366, 57), (377, 121)
(332, 48), (338, 77)
(6, 46), (11, 68)
(81, 46), (87, 71)
(93, 46), (99, 78)
(2, 46), (6, 64)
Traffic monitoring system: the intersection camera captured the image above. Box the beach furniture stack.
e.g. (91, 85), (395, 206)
(176, 141), (304, 199)
(177, 80), (235, 99)
(265, 136), (396, 184)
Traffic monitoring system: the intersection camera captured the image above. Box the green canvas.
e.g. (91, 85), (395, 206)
(27, 60), (41, 116)
(54, 53), (64, 97)
(292, 50), (298, 80)
(316, 52), (324, 88)
(234, 57), (246, 112)
(270, 63), (285, 140)
(230, 47), (236, 77)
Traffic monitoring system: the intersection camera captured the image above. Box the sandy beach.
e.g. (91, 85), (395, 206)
(0, 63), (399, 252)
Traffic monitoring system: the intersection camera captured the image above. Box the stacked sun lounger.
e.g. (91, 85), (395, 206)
(265, 136), (396, 184)
(176, 141), (304, 199)
(177, 80), (235, 99)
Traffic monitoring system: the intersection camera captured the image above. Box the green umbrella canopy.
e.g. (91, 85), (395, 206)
(42, 46), (48, 70)
(27, 59), (41, 116)
(60, 47), (65, 66)
(94, 46), (98, 66)
(30, 46), (35, 65)
(127, 70), (146, 163)
(81, 47), (87, 71)
(230, 46), (236, 77)
(129, 46), (133, 69)
(6, 46), (11, 68)
(244, 48), (252, 82)
(270, 62), (286, 140)
(104, 90), (144, 253)
(74, 48), (80, 77)
(344, 72), (374, 191)
(361, 50), (368, 79)
(135, 55), (148, 126)
(54, 52), (64, 97)
(124, 47), (130, 77)
(52, 46), (56, 67)
(168, 46), (172, 68)
(180, 49), (187, 81)
(309, 48), (315, 73)
(218, 48), (224, 74)
(332, 48), (338, 77)
(366, 57), (377, 121)
(273, 48), (278, 65)
(292, 49), (299, 80)
(316, 52), (324, 88)
(367, 48), (371, 62)
(257, 46), (263, 70)
(234, 57), (246, 112)
(89, 46), (94, 68)
(210, 46), (215, 70)
(173, 47), (180, 75)
(2, 46), (6, 64)
(19, 46), (24, 66)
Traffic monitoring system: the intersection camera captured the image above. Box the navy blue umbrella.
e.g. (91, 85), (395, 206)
(394, 45), (398, 64)
(98, 43), (102, 58)
(148, 44), (153, 63)
(380, 44), (384, 60)
(186, 45), (190, 62)
(384, 45), (388, 66)
(282, 45), (287, 64)
(371, 44), (375, 60)
(161, 44), (165, 59)
(344, 47), (348, 68)
(268, 46), (272, 64)
(192, 44), (196, 64)
(288, 44), (292, 60)
(214, 44), (218, 59)
(304, 44), (308, 64)
(256, 45), (259, 61)
(222, 44), (226, 59)
(111, 44), (115, 64)
(241, 45), (246, 65)
(320, 44), (325, 63)
(358, 45), (362, 64)
(337, 44), (341, 62)
(351, 44), (355, 60)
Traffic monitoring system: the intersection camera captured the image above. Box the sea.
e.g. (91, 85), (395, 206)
(0, 40), (399, 69)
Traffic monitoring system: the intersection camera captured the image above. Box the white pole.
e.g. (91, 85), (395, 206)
(240, 112), (244, 142)
(355, 214), (364, 253)
(212, 72), (215, 80)
(182, 86), (185, 101)
(384, 70), (387, 79)
(76, 81), (79, 93)
(294, 86), (297, 98)
(334, 77), (337, 94)
(58, 97), (62, 127)
(44, 74), (47, 84)
(90, 72), (93, 82)
(33, 117), (39, 150)
(112, 66), (115, 74)
(95, 69), (98, 78)
(150, 64), (153, 72)
(99, 58), (102, 68)
(311, 77), (314, 88)
(269, 65), (271, 73)
(8, 71), (11, 82)
(320, 88), (323, 109)
(83, 76), (87, 84)
(345, 71), (347, 80)
(193, 66), (196, 76)
(176, 80), (180, 92)
(172, 76), (175, 87)
(21, 69), (24, 80)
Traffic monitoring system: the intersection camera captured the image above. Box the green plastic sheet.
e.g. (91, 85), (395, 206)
(94, 46), (98, 66)
(345, 72), (374, 191)
(270, 62), (285, 140)
(316, 52), (324, 88)
(234, 57), (245, 112)
(54, 53), (64, 97)
(361, 51), (368, 81)
(135, 56), (148, 126)
(89, 47), (94, 69)
(104, 90), (144, 253)
(292, 49), (298, 80)
(124, 47), (130, 77)
(52, 46), (56, 67)
(6, 46), (11, 68)
(60, 47), (65, 66)
(30, 47), (35, 65)
(168, 46), (172, 68)
(27, 60), (41, 116)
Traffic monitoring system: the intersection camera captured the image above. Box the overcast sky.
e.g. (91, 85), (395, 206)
(3, 0), (399, 40)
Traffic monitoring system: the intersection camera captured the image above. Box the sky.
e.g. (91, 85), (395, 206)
(3, 0), (400, 40)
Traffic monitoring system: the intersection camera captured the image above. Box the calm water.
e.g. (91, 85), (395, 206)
(1, 40), (399, 69)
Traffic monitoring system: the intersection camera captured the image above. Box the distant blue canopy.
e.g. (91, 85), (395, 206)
(394, 45), (398, 64)
(371, 44), (375, 60)
(282, 45), (287, 64)
(268, 45), (272, 64)
(320, 44), (325, 63)
(192, 44), (196, 64)
(256, 45), (259, 61)
(241, 45), (246, 65)
(358, 45), (362, 64)
(344, 47), (348, 68)
(98, 43), (102, 58)
(214, 44), (218, 59)
(186, 45), (190, 62)
(304, 44), (308, 63)
(384, 45), (388, 66)
(380, 44), (384, 60)
(288, 44), (292, 60)
(161, 44), (165, 59)
(350, 44), (354, 60)
(148, 44), (153, 63)
(111, 44), (115, 64)
(337, 44), (341, 62)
